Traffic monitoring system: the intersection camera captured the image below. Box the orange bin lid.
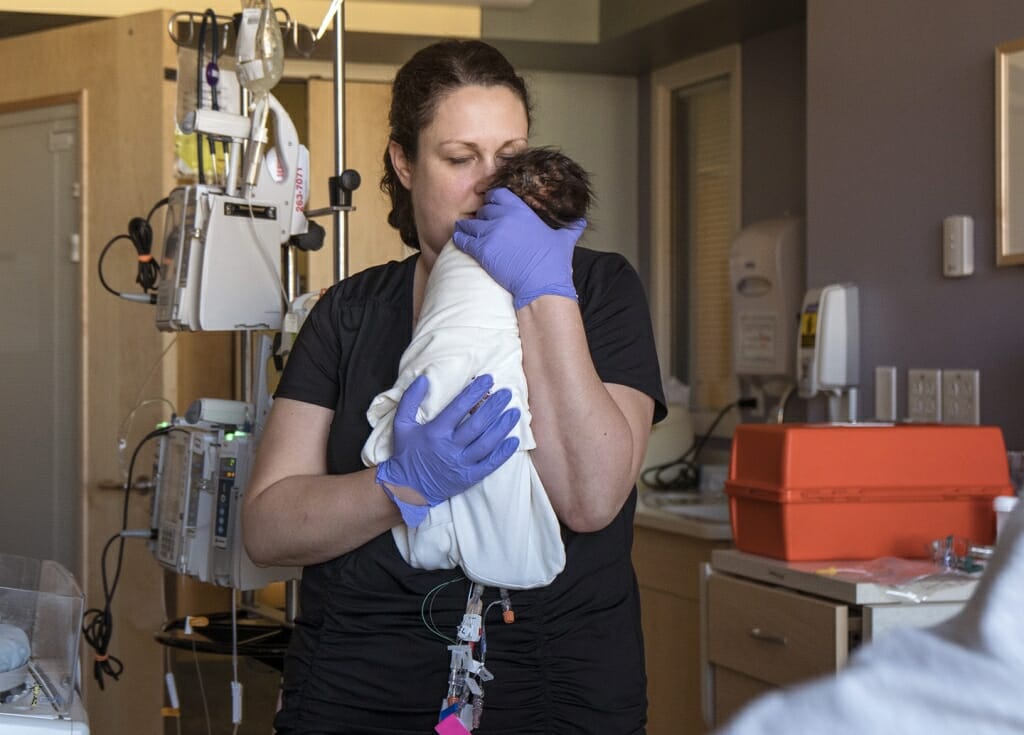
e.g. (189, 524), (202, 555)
(726, 423), (1013, 500)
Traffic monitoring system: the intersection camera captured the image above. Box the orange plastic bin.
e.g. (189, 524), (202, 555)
(725, 423), (1014, 561)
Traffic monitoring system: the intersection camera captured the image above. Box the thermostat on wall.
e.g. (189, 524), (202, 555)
(943, 215), (974, 277)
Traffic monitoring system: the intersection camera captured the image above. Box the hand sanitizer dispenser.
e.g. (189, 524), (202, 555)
(729, 217), (805, 378)
(729, 216), (805, 420)
(796, 283), (860, 420)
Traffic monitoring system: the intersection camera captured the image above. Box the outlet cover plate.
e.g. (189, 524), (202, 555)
(942, 369), (980, 425)
(908, 368), (942, 423)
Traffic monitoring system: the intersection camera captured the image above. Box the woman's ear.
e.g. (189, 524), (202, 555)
(388, 140), (413, 190)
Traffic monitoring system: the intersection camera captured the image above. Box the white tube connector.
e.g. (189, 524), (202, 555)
(119, 529), (154, 539)
(165, 672), (180, 710)
(231, 681), (243, 725)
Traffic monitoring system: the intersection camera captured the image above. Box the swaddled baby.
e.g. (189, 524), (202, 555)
(362, 147), (592, 589)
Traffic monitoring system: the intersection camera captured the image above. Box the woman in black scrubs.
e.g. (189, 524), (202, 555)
(243, 39), (666, 734)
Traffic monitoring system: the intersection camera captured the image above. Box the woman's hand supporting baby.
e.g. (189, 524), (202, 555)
(453, 187), (586, 310)
(376, 373), (521, 527)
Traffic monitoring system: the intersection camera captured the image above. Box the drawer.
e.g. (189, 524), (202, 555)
(707, 573), (848, 686)
(712, 666), (774, 727)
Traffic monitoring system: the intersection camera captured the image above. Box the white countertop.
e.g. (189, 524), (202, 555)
(634, 488), (734, 541)
(711, 548), (979, 605)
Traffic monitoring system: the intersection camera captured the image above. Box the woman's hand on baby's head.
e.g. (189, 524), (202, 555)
(453, 187), (586, 310)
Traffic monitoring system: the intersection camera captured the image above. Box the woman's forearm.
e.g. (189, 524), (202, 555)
(517, 295), (653, 532)
(242, 398), (403, 567)
(243, 467), (401, 567)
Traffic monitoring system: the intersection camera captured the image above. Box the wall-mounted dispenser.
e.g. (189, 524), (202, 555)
(796, 282), (860, 421)
(729, 216), (805, 420)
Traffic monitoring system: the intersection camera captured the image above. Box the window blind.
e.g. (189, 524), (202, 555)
(674, 78), (734, 410)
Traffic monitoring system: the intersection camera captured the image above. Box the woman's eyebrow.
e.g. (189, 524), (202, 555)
(437, 137), (528, 149)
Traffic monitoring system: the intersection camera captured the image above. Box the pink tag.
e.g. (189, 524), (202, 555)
(434, 713), (472, 735)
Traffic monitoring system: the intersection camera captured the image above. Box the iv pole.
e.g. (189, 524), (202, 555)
(332, 0), (349, 284)
(284, 0), (353, 622)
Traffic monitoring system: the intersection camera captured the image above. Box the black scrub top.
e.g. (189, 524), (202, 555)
(272, 246), (667, 735)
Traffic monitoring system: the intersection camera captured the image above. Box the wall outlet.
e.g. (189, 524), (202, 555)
(908, 368), (942, 423)
(942, 369), (980, 424)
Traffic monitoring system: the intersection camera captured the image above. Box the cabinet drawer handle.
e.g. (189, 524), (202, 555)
(748, 627), (788, 645)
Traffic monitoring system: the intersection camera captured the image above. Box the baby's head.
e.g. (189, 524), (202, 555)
(489, 147), (593, 229)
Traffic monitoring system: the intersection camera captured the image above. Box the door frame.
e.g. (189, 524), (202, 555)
(649, 46), (742, 386)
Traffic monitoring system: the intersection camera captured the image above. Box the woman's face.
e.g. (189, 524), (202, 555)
(390, 84), (529, 257)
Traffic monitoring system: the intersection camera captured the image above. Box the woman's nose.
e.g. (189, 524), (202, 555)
(474, 161), (498, 194)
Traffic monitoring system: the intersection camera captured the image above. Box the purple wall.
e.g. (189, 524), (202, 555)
(807, 0), (1024, 446)
(742, 24), (806, 225)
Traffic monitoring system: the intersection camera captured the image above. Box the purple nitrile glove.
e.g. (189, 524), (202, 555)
(452, 187), (587, 310)
(376, 373), (521, 527)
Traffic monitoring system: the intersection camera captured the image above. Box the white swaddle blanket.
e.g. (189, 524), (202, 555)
(361, 241), (565, 589)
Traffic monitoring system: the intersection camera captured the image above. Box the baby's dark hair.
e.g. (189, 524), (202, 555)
(490, 147), (592, 229)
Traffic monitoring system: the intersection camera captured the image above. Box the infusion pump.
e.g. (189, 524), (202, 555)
(150, 403), (300, 590)
(156, 184), (287, 332)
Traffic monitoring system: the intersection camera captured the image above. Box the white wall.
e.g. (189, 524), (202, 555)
(524, 69), (640, 267)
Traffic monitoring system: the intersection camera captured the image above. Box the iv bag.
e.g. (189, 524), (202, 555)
(236, 1), (284, 98)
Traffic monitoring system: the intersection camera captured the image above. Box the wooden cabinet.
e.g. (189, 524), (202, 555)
(705, 573), (848, 725)
(632, 518), (731, 735)
(703, 550), (977, 728)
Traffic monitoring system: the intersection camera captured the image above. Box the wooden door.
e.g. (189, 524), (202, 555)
(0, 101), (80, 573)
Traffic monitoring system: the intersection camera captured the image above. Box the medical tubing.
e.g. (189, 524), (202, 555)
(196, 9), (219, 185)
(81, 425), (177, 689)
(420, 575), (465, 644)
(191, 638), (214, 735)
(245, 192), (292, 309)
(117, 396), (177, 484)
(230, 592), (242, 729)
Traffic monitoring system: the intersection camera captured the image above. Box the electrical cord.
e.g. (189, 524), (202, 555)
(641, 398), (757, 490)
(97, 197), (170, 303)
(82, 424), (176, 690)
